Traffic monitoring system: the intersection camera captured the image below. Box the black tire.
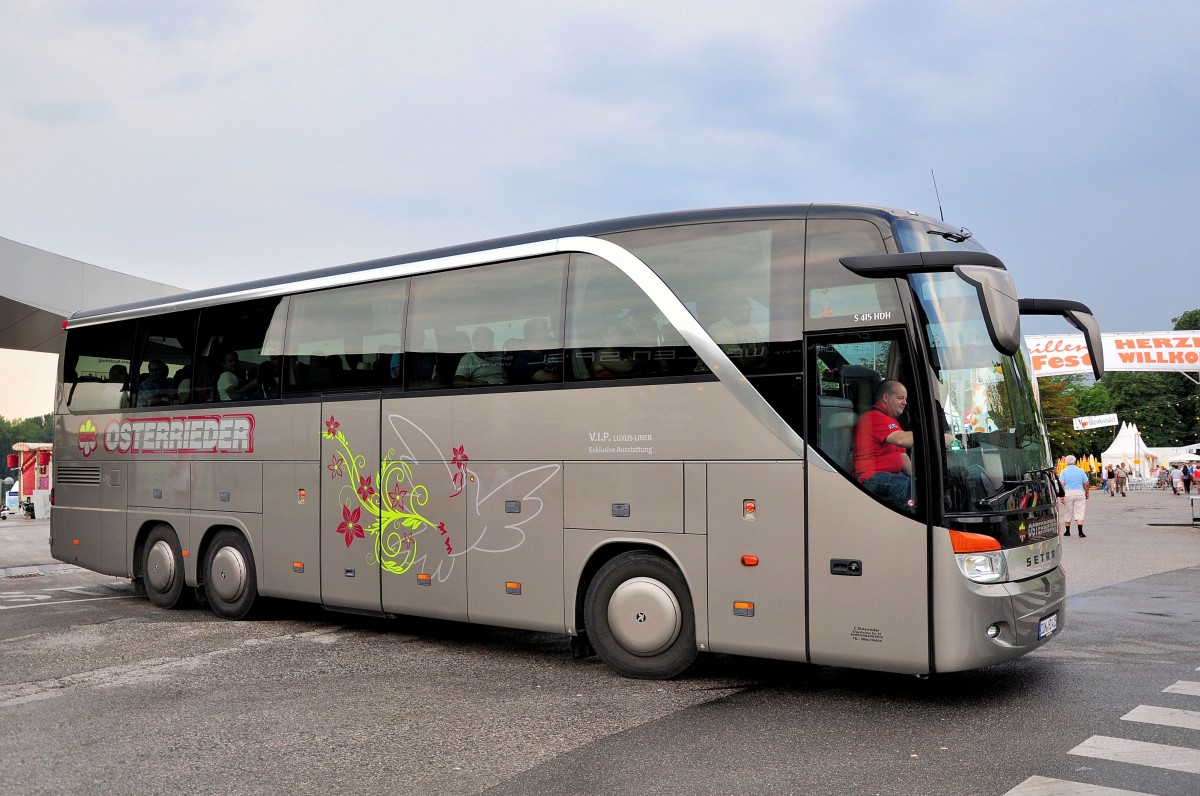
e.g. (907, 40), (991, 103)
(583, 551), (697, 679)
(142, 524), (186, 609)
(202, 530), (258, 619)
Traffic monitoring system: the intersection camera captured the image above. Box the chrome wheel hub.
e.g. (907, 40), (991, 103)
(607, 577), (681, 656)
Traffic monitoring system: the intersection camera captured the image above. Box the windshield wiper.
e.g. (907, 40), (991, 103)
(928, 227), (972, 243)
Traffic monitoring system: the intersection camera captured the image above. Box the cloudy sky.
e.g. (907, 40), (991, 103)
(2, 0), (1198, 418)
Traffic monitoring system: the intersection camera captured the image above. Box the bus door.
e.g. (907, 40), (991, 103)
(320, 395), (382, 612)
(804, 333), (931, 674)
(378, 401), (467, 621)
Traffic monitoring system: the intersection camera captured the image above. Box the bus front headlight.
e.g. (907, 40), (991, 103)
(956, 551), (1007, 584)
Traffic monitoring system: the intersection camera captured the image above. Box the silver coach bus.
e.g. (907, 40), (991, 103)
(51, 204), (1103, 679)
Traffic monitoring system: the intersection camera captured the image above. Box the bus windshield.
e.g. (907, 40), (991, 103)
(909, 271), (1051, 515)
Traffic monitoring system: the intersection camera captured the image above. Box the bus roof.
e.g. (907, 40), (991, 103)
(68, 203), (933, 324)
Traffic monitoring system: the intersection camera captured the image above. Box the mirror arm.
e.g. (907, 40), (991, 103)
(1019, 298), (1105, 380)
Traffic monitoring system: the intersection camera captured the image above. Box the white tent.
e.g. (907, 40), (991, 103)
(1101, 422), (1153, 478)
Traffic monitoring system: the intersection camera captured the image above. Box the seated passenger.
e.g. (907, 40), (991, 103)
(217, 351), (247, 400)
(509, 318), (561, 384)
(592, 320), (638, 379)
(224, 359), (279, 401)
(697, 297), (765, 371)
(137, 359), (174, 407)
(853, 379), (915, 511)
(454, 327), (508, 387)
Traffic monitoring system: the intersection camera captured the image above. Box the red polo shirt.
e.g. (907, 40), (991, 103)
(854, 405), (905, 480)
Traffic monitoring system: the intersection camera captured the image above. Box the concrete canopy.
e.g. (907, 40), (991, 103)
(1, 235), (183, 355)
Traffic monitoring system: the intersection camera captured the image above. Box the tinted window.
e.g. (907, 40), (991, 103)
(604, 221), (805, 376)
(406, 255), (567, 390)
(807, 333), (924, 519)
(564, 253), (693, 380)
(132, 311), (198, 408)
(804, 219), (899, 331)
(284, 279), (407, 392)
(195, 298), (286, 403)
(62, 319), (136, 412)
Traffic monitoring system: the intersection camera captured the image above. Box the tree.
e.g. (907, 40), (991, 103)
(1172, 309), (1200, 330)
(1171, 309), (1200, 443)
(1103, 372), (1186, 446)
(1037, 377), (1077, 458)
(0, 415), (53, 472)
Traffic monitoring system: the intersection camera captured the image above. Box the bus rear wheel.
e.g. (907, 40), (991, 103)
(142, 524), (186, 609)
(203, 530), (258, 620)
(584, 551), (697, 679)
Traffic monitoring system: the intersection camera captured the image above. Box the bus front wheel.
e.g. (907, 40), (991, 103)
(202, 530), (258, 620)
(584, 551), (697, 679)
(142, 524), (186, 609)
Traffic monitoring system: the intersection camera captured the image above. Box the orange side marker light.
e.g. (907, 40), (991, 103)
(949, 530), (1001, 553)
(741, 555), (759, 567)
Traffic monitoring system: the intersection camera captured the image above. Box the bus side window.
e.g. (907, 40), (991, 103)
(565, 253), (688, 382)
(131, 311), (198, 408)
(195, 298), (284, 402)
(284, 280), (406, 394)
(406, 255), (566, 391)
(61, 319), (136, 413)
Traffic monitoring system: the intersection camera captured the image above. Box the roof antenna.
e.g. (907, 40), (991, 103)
(931, 169), (944, 221)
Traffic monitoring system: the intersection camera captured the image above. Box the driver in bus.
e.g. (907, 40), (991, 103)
(853, 379), (915, 511)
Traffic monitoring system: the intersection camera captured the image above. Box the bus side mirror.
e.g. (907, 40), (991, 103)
(954, 265), (1022, 357)
(1018, 298), (1104, 380)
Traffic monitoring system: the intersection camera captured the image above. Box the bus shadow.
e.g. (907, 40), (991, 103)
(205, 596), (1061, 705)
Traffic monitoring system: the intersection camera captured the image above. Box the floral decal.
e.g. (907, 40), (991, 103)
(323, 414), (460, 574)
(337, 504), (365, 547)
(451, 445), (469, 497)
(326, 453), (345, 479)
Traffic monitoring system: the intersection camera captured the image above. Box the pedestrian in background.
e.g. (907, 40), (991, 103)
(1183, 464), (1194, 495)
(1114, 462), (1130, 497)
(1058, 455), (1090, 537)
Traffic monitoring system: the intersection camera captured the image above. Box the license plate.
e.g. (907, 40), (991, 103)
(1038, 612), (1058, 639)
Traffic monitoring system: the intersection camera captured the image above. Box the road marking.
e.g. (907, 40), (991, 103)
(1122, 704), (1200, 731)
(1164, 680), (1200, 697)
(1069, 735), (1200, 774)
(1003, 774), (1153, 795)
(0, 594), (137, 610)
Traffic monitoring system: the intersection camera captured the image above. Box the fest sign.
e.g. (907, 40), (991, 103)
(1025, 332), (1200, 377)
